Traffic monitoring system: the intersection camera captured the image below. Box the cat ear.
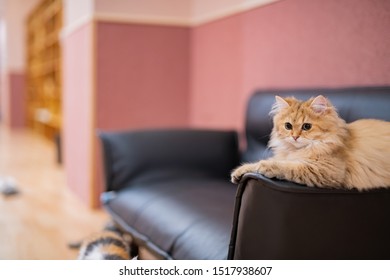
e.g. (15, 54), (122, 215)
(310, 95), (329, 114)
(270, 96), (290, 115)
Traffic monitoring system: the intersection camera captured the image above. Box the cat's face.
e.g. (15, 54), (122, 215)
(271, 95), (341, 149)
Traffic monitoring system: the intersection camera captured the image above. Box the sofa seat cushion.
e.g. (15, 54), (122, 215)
(102, 178), (236, 260)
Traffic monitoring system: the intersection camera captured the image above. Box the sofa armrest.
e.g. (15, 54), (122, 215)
(99, 129), (239, 192)
(228, 173), (390, 259)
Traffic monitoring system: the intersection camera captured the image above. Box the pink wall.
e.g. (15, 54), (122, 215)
(9, 73), (26, 127)
(2, 72), (26, 128)
(191, 0), (390, 131)
(243, 0), (390, 91)
(190, 15), (243, 130)
(62, 23), (94, 204)
(96, 22), (190, 131)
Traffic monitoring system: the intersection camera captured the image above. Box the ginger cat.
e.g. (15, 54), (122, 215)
(231, 95), (390, 190)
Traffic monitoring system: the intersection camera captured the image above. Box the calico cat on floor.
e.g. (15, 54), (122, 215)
(231, 95), (390, 190)
(78, 231), (130, 260)
(77, 221), (136, 260)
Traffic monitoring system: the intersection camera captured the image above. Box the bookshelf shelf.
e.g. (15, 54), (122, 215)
(26, 0), (62, 141)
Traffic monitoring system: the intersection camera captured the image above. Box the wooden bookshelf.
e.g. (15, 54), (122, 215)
(26, 0), (62, 142)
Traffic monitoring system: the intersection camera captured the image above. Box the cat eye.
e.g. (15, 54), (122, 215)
(284, 122), (293, 130)
(302, 123), (312, 131)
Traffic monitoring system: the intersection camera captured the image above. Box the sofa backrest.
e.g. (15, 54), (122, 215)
(99, 129), (239, 191)
(242, 86), (390, 162)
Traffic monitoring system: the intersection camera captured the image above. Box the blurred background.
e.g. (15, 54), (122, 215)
(0, 0), (389, 259)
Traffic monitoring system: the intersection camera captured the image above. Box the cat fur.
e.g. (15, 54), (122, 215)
(77, 222), (132, 260)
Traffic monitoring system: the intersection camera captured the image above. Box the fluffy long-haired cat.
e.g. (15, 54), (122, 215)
(231, 95), (390, 190)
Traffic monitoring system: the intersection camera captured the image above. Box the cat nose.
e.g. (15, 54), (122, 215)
(292, 135), (300, 141)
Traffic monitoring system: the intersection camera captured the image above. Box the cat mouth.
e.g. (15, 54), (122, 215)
(286, 138), (310, 148)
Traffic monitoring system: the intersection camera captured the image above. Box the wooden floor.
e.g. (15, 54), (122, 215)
(0, 124), (108, 259)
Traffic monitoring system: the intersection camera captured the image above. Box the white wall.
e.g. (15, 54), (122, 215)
(2, 0), (40, 72)
(62, 0), (280, 33)
(0, 0), (39, 122)
(62, 0), (94, 32)
(95, 0), (191, 25)
(191, 0), (279, 24)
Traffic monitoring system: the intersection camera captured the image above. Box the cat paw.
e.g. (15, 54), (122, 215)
(231, 161), (282, 183)
(231, 163), (259, 184)
(231, 168), (244, 184)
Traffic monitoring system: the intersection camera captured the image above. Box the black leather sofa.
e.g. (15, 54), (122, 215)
(99, 86), (390, 260)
